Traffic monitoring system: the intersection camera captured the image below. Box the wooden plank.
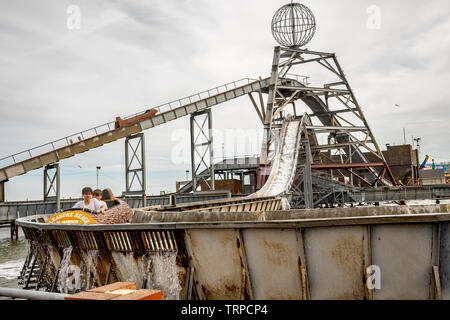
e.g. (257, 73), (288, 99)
(236, 229), (253, 300)
(433, 266), (442, 300)
(296, 228), (310, 300)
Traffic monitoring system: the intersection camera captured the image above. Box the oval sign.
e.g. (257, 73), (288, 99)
(46, 210), (96, 225)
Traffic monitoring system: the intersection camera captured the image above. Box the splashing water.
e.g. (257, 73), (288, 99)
(111, 252), (146, 289)
(0, 260), (23, 280)
(57, 247), (77, 294)
(146, 253), (181, 300)
(85, 250), (99, 290)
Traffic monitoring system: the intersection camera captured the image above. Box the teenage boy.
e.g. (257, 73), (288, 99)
(72, 187), (106, 214)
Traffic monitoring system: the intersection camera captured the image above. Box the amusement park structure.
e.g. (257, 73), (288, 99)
(5, 2), (450, 301)
(0, 1), (448, 215)
(0, 2), (405, 212)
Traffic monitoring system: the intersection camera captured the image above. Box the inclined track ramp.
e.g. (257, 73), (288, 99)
(0, 78), (270, 182)
(253, 117), (305, 198)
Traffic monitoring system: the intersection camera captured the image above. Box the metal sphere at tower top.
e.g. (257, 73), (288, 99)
(271, 2), (316, 48)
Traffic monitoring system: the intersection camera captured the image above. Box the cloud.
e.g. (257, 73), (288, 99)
(0, 0), (449, 200)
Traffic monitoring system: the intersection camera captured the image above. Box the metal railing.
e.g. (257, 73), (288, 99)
(285, 73), (310, 86)
(122, 78), (257, 120)
(0, 78), (258, 169)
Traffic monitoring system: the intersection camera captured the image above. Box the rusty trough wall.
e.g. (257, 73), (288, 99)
(15, 204), (450, 300)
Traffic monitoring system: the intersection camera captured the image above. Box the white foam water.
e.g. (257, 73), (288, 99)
(111, 252), (146, 289)
(57, 247), (74, 294)
(256, 120), (301, 198)
(85, 250), (99, 290)
(146, 253), (181, 300)
(0, 260), (23, 280)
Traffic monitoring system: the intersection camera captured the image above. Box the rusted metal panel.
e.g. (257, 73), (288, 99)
(371, 224), (434, 300)
(186, 229), (243, 300)
(439, 222), (450, 299)
(303, 226), (367, 300)
(242, 229), (303, 300)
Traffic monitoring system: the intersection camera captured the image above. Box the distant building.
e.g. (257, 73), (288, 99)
(419, 169), (446, 186)
(378, 145), (420, 186)
(325, 144), (420, 186)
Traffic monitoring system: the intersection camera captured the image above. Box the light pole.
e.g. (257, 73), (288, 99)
(413, 138), (421, 160)
(96, 166), (101, 189)
(186, 170), (189, 181)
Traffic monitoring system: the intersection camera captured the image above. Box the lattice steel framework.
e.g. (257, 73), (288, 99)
(190, 110), (215, 192)
(43, 163), (60, 211)
(257, 46), (396, 207)
(124, 133), (146, 204)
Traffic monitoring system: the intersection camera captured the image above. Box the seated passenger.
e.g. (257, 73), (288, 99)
(93, 189), (108, 209)
(72, 187), (106, 214)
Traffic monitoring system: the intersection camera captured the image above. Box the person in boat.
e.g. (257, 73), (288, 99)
(93, 189), (108, 209)
(72, 187), (106, 214)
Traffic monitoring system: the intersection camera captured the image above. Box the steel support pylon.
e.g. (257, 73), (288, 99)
(124, 133), (146, 206)
(190, 109), (215, 192)
(0, 180), (5, 203)
(43, 163), (60, 211)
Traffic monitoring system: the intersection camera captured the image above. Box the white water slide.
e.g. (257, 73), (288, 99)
(253, 116), (309, 198)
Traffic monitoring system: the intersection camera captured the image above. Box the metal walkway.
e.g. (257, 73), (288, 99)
(0, 78), (270, 183)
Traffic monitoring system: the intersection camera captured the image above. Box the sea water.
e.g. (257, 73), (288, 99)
(0, 228), (27, 289)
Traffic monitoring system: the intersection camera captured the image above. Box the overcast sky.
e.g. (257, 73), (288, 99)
(0, 0), (449, 201)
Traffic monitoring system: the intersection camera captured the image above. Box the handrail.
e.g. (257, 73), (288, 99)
(0, 78), (258, 168)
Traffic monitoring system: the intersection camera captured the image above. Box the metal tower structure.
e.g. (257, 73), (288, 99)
(190, 110), (215, 192)
(124, 133), (147, 205)
(43, 163), (60, 211)
(257, 46), (397, 208)
(256, 2), (396, 208)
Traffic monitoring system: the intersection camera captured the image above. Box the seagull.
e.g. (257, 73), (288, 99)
(394, 104), (400, 107)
